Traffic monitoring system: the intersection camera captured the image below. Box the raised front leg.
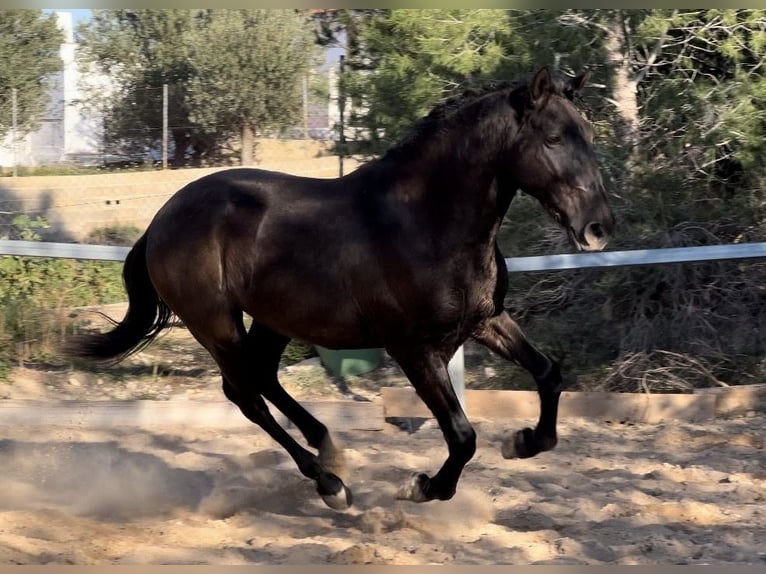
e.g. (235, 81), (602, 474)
(472, 310), (564, 459)
(388, 348), (476, 502)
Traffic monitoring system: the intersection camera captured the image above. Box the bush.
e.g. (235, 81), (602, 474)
(280, 340), (317, 366)
(85, 225), (142, 246)
(0, 216), (126, 374)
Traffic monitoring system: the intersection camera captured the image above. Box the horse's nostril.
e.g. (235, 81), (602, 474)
(587, 222), (605, 239)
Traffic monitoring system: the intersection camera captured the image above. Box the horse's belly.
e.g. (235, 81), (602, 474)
(240, 282), (378, 348)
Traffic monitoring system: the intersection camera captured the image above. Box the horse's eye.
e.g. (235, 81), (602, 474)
(545, 134), (562, 145)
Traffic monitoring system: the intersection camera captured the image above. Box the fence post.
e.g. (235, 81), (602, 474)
(162, 83), (168, 170)
(448, 345), (466, 412)
(302, 75), (309, 139)
(338, 55), (345, 178)
(11, 88), (18, 177)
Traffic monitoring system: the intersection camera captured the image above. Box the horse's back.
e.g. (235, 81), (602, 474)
(159, 167), (329, 210)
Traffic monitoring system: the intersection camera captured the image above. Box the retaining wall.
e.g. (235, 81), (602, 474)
(0, 140), (362, 242)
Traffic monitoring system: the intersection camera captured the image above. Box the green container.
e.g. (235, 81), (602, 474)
(315, 346), (383, 378)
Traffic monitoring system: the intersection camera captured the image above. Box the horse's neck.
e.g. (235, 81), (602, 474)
(392, 101), (515, 234)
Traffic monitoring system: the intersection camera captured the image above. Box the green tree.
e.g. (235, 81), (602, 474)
(634, 10), (766, 209)
(341, 10), (621, 155)
(186, 10), (316, 165)
(77, 9), (206, 166)
(77, 9), (316, 166)
(0, 10), (63, 140)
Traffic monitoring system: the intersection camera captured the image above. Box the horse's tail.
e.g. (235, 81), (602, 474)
(64, 233), (173, 364)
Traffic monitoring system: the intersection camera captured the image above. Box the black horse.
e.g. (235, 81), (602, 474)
(66, 67), (614, 510)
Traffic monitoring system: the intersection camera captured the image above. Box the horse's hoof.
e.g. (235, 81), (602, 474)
(395, 472), (430, 502)
(320, 483), (353, 511)
(317, 472), (353, 510)
(501, 427), (533, 459)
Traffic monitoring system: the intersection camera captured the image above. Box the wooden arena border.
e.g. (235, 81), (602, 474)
(382, 384), (766, 424)
(0, 399), (384, 431)
(0, 384), (763, 431)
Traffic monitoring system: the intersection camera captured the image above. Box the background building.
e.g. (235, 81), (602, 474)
(0, 12), (107, 168)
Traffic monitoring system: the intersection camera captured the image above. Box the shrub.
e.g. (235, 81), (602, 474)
(0, 217), (126, 374)
(85, 225), (142, 246)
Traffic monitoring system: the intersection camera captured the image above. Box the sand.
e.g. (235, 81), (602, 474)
(0, 401), (764, 565)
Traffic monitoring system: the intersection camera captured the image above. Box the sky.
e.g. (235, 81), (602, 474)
(68, 9), (92, 24)
(43, 8), (92, 24)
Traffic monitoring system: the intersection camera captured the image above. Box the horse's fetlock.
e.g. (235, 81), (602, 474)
(535, 431), (558, 452)
(460, 427), (477, 458)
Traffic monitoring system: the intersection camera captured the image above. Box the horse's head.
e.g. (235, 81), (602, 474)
(505, 67), (615, 252)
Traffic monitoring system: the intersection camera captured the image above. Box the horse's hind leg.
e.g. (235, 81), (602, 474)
(186, 312), (352, 510)
(221, 379), (351, 510)
(471, 310), (563, 459)
(245, 323), (346, 481)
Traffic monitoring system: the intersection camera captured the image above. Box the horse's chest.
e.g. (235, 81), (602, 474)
(421, 255), (501, 325)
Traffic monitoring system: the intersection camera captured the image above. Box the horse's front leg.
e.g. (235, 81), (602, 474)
(471, 310), (564, 459)
(388, 348), (476, 502)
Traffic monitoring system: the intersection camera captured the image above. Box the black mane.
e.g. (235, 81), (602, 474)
(384, 73), (576, 157)
(384, 82), (516, 157)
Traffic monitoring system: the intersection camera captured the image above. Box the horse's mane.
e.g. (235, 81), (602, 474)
(383, 72), (577, 158)
(383, 82), (516, 157)
(422, 82), (516, 123)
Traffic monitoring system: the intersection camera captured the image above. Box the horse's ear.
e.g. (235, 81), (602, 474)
(530, 66), (554, 107)
(564, 70), (591, 100)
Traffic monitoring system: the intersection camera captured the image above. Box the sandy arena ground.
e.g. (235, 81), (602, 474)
(0, 399), (764, 565)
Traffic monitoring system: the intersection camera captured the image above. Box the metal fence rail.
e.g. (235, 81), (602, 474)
(505, 242), (766, 272)
(0, 240), (130, 261)
(4, 239), (766, 268)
